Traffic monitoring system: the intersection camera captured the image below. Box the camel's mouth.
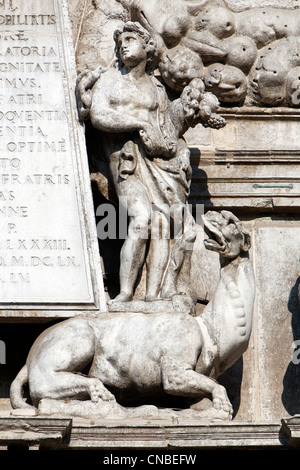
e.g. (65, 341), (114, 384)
(202, 214), (227, 253)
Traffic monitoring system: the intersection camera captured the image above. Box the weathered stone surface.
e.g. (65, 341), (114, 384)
(37, 397), (230, 421)
(9, 211), (254, 425)
(254, 221), (300, 421)
(0, 0), (300, 450)
(217, 218), (300, 423)
(72, 0), (129, 73)
(281, 415), (300, 448)
(34, 0), (300, 427)
(0, 415), (72, 449)
(84, 0), (300, 109)
(76, 20), (226, 305)
(0, 0), (106, 315)
(227, 0), (300, 11)
(0, 413), (294, 449)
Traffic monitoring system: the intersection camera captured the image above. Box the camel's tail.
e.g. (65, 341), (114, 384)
(10, 364), (35, 410)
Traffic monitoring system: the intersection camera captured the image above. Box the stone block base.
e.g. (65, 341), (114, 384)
(0, 412), (300, 450)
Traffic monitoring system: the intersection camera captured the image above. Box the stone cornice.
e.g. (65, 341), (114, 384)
(1, 415), (300, 449)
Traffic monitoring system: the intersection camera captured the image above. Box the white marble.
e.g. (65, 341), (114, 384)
(0, 0), (106, 311)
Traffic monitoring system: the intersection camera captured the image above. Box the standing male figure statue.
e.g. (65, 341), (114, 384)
(77, 21), (225, 304)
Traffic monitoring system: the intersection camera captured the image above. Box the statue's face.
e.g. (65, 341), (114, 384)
(118, 32), (147, 67)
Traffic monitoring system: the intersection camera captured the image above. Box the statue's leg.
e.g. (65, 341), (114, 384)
(28, 319), (115, 407)
(161, 357), (232, 415)
(175, 212), (197, 297)
(31, 372), (115, 406)
(113, 179), (152, 302)
(145, 211), (170, 300)
(161, 206), (197, 298)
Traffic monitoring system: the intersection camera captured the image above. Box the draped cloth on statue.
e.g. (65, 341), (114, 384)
(99, 75), (192, 219)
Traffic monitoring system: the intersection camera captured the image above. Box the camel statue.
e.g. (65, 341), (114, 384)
(10, 210), (255, 420)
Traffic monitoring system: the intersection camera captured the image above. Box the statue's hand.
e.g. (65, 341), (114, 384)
(181, 78), (226, 130)
(139, 124), (177, 158)
(76, 67), (103, 120)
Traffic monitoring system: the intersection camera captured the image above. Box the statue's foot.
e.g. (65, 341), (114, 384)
(160, 288), (177, 300)
(160, 279), (177, 300)
(145, 294), (159, 302)
(212, 385), (233, 418)
(108, 291), (133, 304)
(88, 378), (116, 403)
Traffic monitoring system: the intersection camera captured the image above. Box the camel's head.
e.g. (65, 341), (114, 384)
(202, 210), (251, 260)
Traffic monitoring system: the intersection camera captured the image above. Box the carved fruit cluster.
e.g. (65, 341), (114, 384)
(202, 113), (226, 129)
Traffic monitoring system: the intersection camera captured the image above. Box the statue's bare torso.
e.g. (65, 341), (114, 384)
(90, 68), (163, 135)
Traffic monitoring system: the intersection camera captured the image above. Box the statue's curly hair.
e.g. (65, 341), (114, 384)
(113, 21), (157, 69)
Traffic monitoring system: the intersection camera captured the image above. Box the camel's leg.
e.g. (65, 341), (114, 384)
(161, 358), (232, 415)
(27, 319), (115, 406)
(31, 371), (115, 405)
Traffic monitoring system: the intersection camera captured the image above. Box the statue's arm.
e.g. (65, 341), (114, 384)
(89, 90), (149, 134)
(168, 98), (189, 137)
(76, 67), (103, 120)
(77, 69), (150, 133)
(168, 78), (226, 136)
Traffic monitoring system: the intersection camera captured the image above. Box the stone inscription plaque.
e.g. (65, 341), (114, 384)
(0, 0), (105, 314)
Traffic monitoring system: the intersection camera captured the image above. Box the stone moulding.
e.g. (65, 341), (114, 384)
(0, 416), (72, 450)
(184, 103), (300, 210)
(281, 416), (300, 448)
(215, 149), (300, 164)
(0, 415), (299, 449)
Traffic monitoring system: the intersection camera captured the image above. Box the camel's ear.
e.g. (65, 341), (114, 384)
(241, 229), (251, 252)
(221, 210), (241, 228)
(221, 210), (251, 252)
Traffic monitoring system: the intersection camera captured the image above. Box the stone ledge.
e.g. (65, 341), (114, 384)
(0, 414), (299, 449)
(281, 416), (300, 448)
(0, 416), (72, 450)
(68, 419), (287, 450)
